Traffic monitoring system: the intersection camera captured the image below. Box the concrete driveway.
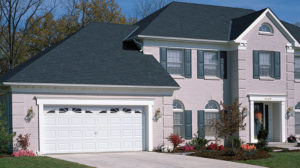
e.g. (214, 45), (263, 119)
(48, 152), (265, 168)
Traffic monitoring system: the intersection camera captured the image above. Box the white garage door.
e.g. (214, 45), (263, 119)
(41, 105), (145, 154)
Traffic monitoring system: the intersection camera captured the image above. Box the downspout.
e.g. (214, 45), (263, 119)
(133, 38), (143, 52)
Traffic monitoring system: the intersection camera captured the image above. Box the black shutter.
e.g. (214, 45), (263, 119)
(197, 110), (205, 138)
(274, 52), (281, 79)
(160, 48), (167, 69)
(185, 110), (192, 140)
(220, 51), (227, 79)
(253, 50), (259, 79)
(271, 52), (275, 78)
(184, 49), (192, 78)
(197, 51), (204, 79)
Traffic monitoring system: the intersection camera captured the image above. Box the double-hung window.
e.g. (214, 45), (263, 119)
(166, 49), (184, 75)
(295, 56), (300, 80)
(173, 100), (193, 139)
(295, 102), (300, 135)
(253, 50), (280, 79)
(259, 52), (272, 77)
(160, 48), (192, 78)
(204, 100), (220, 137)
(204, 51), (219, 77)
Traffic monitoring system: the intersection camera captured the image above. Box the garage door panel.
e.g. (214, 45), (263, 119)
(42, 105), (145, 154)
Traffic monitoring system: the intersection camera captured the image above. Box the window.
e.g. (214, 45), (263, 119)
(295, 56), (300, 79)
(204, 51), (219, 77)
(173, 100), (185, 137)
(259, 52), (272, 77)
(259, 23), (273, 34)
(253, 51), (280, 79)
(204, 100), (220, 137)
(295, 102), (300, 135)
(166, 49), (184, 75)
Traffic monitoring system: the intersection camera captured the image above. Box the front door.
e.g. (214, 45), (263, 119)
(254, 103), (271, 141)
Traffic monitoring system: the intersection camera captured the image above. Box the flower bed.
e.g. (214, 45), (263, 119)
(190, 148), (271, 161)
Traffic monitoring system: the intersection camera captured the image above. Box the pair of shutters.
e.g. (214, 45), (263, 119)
(253, 51), (280, 79)
(197, 51), (227, 79)
(160, 48), (192, 78)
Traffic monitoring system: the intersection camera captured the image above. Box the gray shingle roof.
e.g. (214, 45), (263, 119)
(0, 23), (179, 87)
(130, 2), (300, 42)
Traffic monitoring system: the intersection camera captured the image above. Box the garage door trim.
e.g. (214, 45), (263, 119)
(36, 97), (154, 154)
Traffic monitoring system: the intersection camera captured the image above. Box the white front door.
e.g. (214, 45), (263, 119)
(41, 106), (145, 154)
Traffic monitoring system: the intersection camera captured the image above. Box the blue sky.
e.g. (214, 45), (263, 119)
(114, 0), (300, 24)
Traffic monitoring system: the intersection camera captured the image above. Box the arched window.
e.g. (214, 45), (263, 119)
(259, 23), (273, 34)
(204, 100), (220, 137)
(173, 100), (184, 112)
(205, 100), (220, 111)
(173, 100), (185, 137)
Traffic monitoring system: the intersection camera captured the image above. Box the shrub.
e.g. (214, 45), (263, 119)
(167, 134), (184, 149)
(191, 132), (209, 150)
(207, 142), (224, 151)
(232, 137), (242, 153)
(16, 133), (31, 150)
(0, 103), (14, 154)
(256, 125), (268, 149)
(12, 150), (35, 157)
(287, 135), (297, 143)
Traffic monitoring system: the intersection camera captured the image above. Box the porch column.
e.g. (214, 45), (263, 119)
(281, 101), (286, 142)
(250, 100), (255, 143)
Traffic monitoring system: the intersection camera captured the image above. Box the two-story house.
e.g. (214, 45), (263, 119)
(1, 2), (300, 154)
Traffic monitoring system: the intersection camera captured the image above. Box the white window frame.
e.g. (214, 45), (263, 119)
(204, 51), (220, 79)
(204, 100), (220, 139)
(173, 100), (185, 137)
(258, 51), (273, 79)
(259, 23), (274, 35)
(166, 49), (185, 76)
(295, 55), (300, 81)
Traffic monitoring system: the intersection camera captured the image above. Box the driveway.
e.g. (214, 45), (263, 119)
(48, 152), (265, 168)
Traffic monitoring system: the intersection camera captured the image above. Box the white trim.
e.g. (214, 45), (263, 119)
(36, 97), (154, 154)
(138, 35), (229, 44)
(235, 8), (300, 47)
(248, 94), (286, 143)
(204, 109), (219, 113)
(3, 82), (179, 90)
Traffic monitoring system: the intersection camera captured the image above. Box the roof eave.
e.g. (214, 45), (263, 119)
(138, 35), (229, 44)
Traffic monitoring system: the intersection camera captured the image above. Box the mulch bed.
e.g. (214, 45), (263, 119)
(190, 149), (271, 161)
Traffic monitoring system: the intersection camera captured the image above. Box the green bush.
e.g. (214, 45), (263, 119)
(232, 136), (242, 153)
(256, 125), (269, 149)
(0, 103), (14, 154)
(191, 132), (209, 150)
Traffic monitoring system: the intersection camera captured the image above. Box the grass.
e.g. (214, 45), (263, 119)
(0, 156), (93, 168)
(238, 152), (300, 168)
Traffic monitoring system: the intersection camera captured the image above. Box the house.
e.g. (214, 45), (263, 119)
(1, 2), (300, 154)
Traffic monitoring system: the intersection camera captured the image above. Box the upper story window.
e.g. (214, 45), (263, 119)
(197, 50), (227, 79)
(204, 51), (219, 77)
(253, 50), (281, 79)
(166, 49), (184, 75)
(295, 56), (300, 80)
(259, 23), (273, 34)
(160, 48), (192, 78)
(259, 52), (272, 77)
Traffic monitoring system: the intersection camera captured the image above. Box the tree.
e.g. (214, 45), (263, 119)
(0, 0), (56, 73)
(0, 103), (14, 154)
(214, 100), (247, 149)
(134, 0), (171, 19)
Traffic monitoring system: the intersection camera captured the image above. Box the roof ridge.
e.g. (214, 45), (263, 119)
(231, 8), (267, 21)
(171, 1), (256, 12)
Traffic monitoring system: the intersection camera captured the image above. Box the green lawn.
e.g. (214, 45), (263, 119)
(238, 152), (300, 168)
(0, 156), (93, 168)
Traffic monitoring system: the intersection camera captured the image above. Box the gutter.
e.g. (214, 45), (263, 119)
(138, 35), (230, 44)
(3, 82), (180, 90)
